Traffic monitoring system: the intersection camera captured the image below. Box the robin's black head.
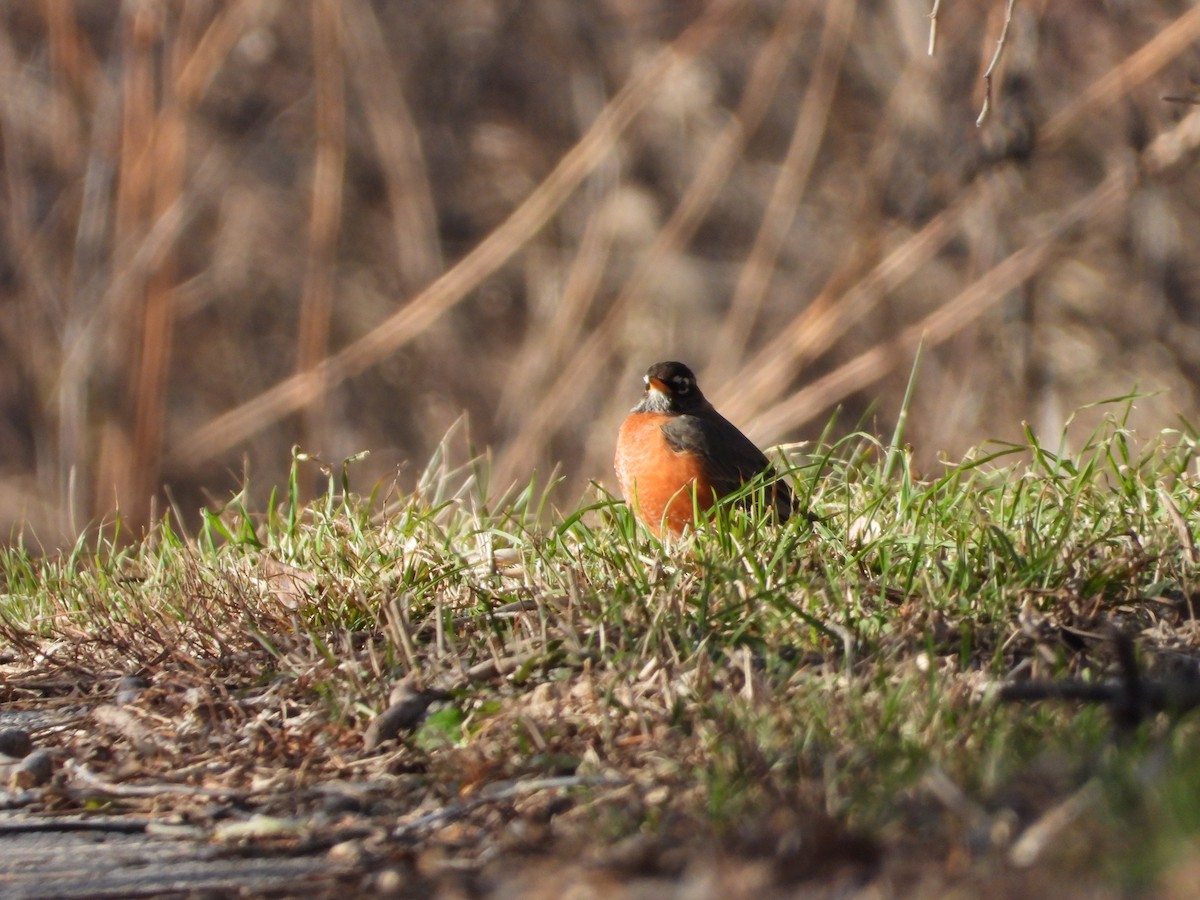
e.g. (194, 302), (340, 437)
(634, 361), (709, 414)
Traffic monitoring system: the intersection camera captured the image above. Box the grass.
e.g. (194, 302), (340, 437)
(3, 401), (1200, 895)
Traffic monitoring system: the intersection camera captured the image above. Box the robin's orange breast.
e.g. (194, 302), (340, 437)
(615, 412), (715, 537)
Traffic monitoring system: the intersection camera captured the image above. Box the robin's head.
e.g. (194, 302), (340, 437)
(634, 361), (708, 414)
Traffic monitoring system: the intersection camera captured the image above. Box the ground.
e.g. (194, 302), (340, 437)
(3, 419), (1200, 897)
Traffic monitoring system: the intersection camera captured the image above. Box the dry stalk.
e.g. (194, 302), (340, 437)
(716, 6), (1200, 435)
(129, 6), (196, 523)
(492, 0), (809, 485)
(173, 0), (268, 103)
(927, 0), (942, 56)
(716, 204), (963, 426)
(92, 3), (259, 525)
(169, 0), (745, 470)
(41, 0), (94, 166)
(1041, 5), (1200, 150)
(383, 593), (421, 673)
(705, 35), (976, 424)
(710, 0), (858, 383)
(96, 3), (158, 517)
(495, 167), (616, 428)
(1157, 485), (1198, 565)
(295, 0), (347, 461)
(341, 0), (442, 289)
(745, 165), (1131, 441)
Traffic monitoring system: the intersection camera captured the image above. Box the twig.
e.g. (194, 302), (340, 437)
(460, 649), (546, 683)
(999, 681), (1124, 704)
(998, 632), (1200, 726)
(922, 766), (989, 829)
(392, 774), (626, 839)
(1008, 779), (1102, 867)
(0, 817), (152, 835)
(1111, 629), (1144, 729)
(67, 760), (256, 800)
(362, 678), (451, 751)
(977, 0), (1017, 127)
(927, 0), (941, 56)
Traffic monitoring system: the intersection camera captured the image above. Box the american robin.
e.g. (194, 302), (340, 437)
(614, 361), (793, 537)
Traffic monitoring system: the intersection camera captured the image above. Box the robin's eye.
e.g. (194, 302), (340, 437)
(675, 381), (691, 394)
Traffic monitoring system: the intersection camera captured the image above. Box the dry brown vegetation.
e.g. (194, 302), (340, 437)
(2, 1), (1200, 547)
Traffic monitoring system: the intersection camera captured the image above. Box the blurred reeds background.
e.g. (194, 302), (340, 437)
(3, 0), (1200, 546)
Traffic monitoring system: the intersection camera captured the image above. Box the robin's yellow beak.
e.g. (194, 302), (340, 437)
(646, 376), (669, 393)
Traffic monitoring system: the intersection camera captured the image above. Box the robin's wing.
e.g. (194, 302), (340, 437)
(661, 413), (793, 519)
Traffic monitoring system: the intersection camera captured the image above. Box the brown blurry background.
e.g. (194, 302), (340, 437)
(2, 0), (1200, 545)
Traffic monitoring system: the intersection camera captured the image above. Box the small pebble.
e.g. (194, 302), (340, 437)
(327, 839), (366, 865)
(374, 868), (405, 894)
(0, 728), (32, 759)
(10, 750), (53, 788)
(115, 675), (150, 705)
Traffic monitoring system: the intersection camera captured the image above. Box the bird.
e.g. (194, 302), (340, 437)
(614, 361), (793, 537)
